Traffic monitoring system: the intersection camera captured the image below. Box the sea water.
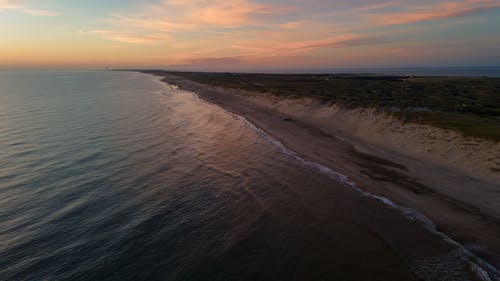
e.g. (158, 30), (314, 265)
(0, 70), (495, 280)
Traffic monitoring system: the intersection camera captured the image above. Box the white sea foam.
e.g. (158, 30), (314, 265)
(238, 104), (499, 280)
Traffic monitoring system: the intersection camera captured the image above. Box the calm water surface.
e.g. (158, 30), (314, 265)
(0, 71), (484, 280)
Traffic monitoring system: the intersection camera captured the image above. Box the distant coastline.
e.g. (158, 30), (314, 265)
(134, 70), (500, 270)
(112, 66), (500, 78)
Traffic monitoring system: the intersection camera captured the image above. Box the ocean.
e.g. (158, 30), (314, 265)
(0, 70), (494, 280)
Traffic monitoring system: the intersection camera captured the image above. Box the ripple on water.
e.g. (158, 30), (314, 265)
(0, 71), (497, 281)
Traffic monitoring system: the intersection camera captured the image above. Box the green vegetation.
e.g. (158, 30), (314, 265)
(144, 70), (500, 142)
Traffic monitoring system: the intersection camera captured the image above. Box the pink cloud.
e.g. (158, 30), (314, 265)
(186, 0), (288, 27)
(112, 0), (290, 30)
(231, 34), (386, 56)
(77, 0), (500, 69)
(371, 0), (500, 25)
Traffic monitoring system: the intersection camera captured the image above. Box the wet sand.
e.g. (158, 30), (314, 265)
(145, 72), (499, 279)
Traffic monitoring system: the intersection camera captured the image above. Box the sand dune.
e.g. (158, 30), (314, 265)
(241, 92), (500, 183)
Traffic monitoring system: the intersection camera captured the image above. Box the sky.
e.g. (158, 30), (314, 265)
(1, 0), (500, 71)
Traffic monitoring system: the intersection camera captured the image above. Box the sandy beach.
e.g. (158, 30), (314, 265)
(152, 72), (500, 271)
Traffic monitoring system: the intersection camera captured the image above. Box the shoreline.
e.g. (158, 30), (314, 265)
(146, 72), (499, 272)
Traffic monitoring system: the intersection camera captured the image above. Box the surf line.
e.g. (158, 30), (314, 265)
(155, 75), (498, 279)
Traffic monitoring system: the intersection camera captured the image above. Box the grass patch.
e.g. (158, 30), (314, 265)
(398, 112), (500, 141)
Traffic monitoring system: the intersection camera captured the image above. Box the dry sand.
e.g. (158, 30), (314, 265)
(155, 73), (500, 274)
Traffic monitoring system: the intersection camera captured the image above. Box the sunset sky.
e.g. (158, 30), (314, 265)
(1, 0), (499, 70)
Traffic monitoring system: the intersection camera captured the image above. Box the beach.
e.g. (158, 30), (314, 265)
(151, 72), (500, 270)
(1, 70), (499, 280)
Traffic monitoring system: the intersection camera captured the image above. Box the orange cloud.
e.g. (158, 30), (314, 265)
(108, 0), (289, 31)
(80, 30), (166, 45)
(82, 0), (291, 50)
